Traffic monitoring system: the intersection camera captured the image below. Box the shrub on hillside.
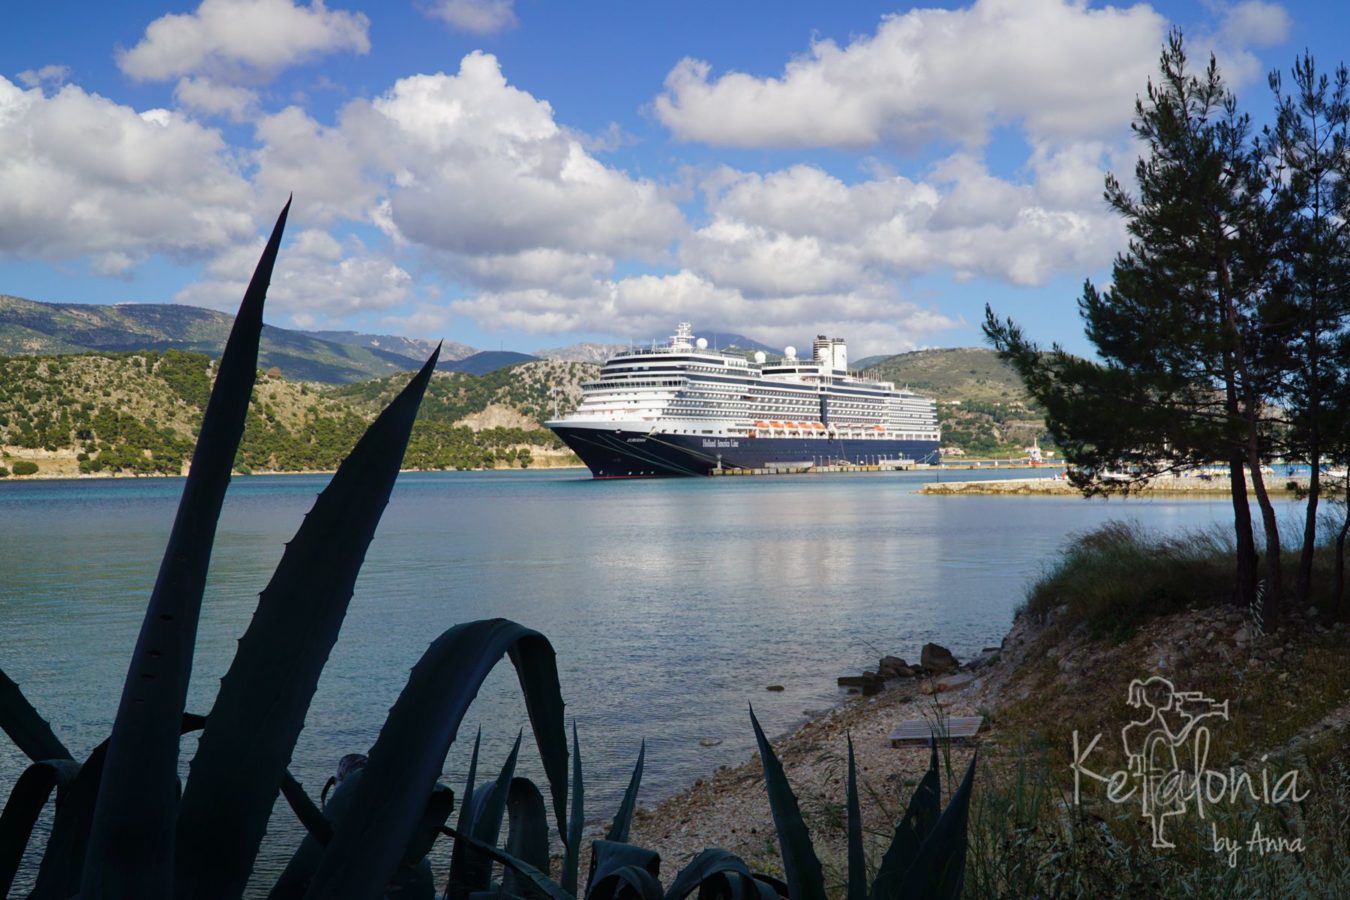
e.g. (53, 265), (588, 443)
(11, 460), (38, 476)
(1023, 520), (1233, 641)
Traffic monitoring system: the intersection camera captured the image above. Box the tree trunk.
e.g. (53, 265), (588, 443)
(1335, 475), (1350, 618)
(1228, 451), (1259, 613)
(1246, 442), (1283, 630)
(1298, 454), (1320, 608)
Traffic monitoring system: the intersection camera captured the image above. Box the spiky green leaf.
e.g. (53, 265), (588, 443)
(869, 739), (941, 900)
(562, 722), (584, 897)
(269, 765), (365, 900)
(606, 740), (644, 843)
(662, 848), (752, 900)
(589, 864), (663, 900)
(304, 620), (568, 899)
(503, 778), (549, 898)
(459, 733), (524, 896)
(897, 753), (975, 900)
(447, 728), (484, 900)
(749, 705), (826, 900)
(442, 827), (574, 900)
(81, 200), (288, 899)
(175, 346), (440, 897)
(845, 735), (866, 900)
(280, 771), (332, 845)
(0, 759), (79, 895)
(0, 670), (70, 763)
(31, 714), (205, 900)
(586, 841), (659, 899)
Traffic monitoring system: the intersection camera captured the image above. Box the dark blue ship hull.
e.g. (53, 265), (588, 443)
(550, 425), (940, 478)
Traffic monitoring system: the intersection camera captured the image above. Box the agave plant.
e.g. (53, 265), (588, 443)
(442, 708), (975, 900)
(0, 201), (576, 899)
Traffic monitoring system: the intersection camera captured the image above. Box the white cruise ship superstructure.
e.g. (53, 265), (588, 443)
(546, 323), (940, 478)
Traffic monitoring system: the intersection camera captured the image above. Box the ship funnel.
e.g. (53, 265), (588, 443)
(831, 337), (847, 371)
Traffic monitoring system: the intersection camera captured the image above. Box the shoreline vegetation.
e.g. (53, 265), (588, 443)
(632, 520), (1350, 897)
(0, 453), (585, 481)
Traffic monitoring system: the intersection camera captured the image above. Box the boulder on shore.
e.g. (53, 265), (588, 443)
(878, 655), (911, 678)
(921, 642), (960, 675)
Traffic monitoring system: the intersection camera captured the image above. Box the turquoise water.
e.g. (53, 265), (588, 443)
(0, 468), (1290, 888)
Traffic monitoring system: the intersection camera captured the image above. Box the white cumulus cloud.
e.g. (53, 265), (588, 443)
(424, 0), (517, 34)
(655, 0), (1171, 149)
(251, 52), (685, 270)
(174, 76), (259, 121)
(0, 76), (255, 263)
(177, 228), (412, 325)
(118, 0), (370, 82)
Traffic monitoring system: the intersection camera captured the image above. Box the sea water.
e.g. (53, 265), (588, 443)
(0, 469), (1296, 888)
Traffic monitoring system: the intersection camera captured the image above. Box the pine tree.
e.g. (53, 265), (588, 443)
(1264, 54), (1350, 614)
(985, 32), (1286, 623)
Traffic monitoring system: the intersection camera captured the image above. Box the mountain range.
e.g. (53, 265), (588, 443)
(0, 292), (1036, 408)
(0, 293), (1047, 460)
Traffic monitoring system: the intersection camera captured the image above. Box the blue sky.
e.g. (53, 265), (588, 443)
(2, 0), (1345, 357)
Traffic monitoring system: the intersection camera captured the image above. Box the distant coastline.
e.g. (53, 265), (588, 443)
(0, 460), (587, 482)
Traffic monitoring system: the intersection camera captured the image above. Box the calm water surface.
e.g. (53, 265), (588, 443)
(0, 469), (1295, 889)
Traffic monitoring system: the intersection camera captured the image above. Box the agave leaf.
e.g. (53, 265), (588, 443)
(459, 734), (524, 896)
(269, 766), (365, 900)
(606, 739), (644, 843)
(31, 714), (206, 900)
(662, 848), (751, 900)
(868, 739), (941, 900)
(442, 826), (574, 900)
(175, 346), (440, 896)
(384, 784), (455, 899)
(896, 753), (975, 900)
(589, 864), (663, 900)
(390, 859), (436, 900)
(0, 669), (71, 763)
(742, 874), (784, 900)
(304, 620), (568, 899)
(752, 874), (789, 898)
(81, 199), (288, 899)
(405, 785), (455, 872)
(561, 722), (584, 896)
(280, 771), (333, 845)
(586, 840), (659, 898)
(845, 735), (866, 900)
(0, 759), (80, 895)
(502, 778), (549, 898)
(446, 729), (484, 900)
(748, 705), (827, 900)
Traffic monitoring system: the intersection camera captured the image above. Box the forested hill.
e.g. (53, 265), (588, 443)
(0, 351), (597, 477)
(860, 346), (1027, 402)
(0, 294), (476, 383)
(861, 347), (1049, 457)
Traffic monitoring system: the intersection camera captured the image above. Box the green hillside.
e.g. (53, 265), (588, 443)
(861, 346), (1028, 402)
(862, 347), (1051, 457)
(0, 352), (597, 477)
(0, 295), (465, 384)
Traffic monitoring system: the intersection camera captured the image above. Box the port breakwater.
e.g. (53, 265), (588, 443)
(922, 474), (1314, 495)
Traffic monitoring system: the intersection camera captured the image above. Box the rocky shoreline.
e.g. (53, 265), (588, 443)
(629, 638), (1010, 879)
(627, 600), (1350, 889)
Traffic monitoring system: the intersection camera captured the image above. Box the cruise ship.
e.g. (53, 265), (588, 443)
(546, 323), (941, 478)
